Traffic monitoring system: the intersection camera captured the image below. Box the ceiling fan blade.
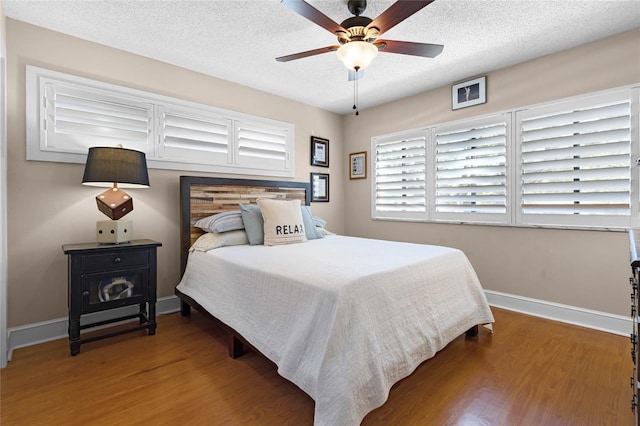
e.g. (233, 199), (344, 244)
(367, 1), (435, 36)
(281, 0), (345, 34)
(348, 69), (364, 81)
(276, 46), (340, 62)
(375, 40), (443, 58)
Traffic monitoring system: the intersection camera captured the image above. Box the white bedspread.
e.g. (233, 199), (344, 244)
(176, 235), (494, 425)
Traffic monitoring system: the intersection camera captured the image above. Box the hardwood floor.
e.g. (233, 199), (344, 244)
(0, 307), (633, 425)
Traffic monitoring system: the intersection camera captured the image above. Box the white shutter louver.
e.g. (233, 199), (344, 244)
(433, 116), (509, 223)
(159, 106), (231, 165)
(235, 121), (290, 171)
(517, 94), (631, 227)
(44, 82), (152, 153)
(28, 66), (295, 177)
(374, 132), (427, 218)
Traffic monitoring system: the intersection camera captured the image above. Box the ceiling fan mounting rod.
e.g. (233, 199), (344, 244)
(347, 0), (367, 17)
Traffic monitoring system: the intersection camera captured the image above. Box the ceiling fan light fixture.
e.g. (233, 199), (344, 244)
(336, 41), (378, 71)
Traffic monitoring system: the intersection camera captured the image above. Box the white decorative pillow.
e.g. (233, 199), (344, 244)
(257, 198), (307, 246)
(189, 230), (249, 252)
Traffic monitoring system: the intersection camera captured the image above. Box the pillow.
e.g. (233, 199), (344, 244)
(257, 198), (307, 246)
(313, 215), (327, 228)
(240, 203), (264, 245)
(316, 227), (335, 237)
(190, 230), (249, 252)
(241, 203), (321, 244)
(301, 205), (322, 240)
(192, 210), (244, 233)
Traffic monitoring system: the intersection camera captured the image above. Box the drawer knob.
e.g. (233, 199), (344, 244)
(114, 257), (121, 263)
(82, 291), (89, 297)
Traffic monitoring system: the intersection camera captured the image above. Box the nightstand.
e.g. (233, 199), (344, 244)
(62, 239), (162, 355)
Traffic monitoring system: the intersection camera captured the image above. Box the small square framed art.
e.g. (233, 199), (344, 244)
(452, 76), (486, 110)
(349, 151), (367, 180)
(311, 172), (329, 202)
(310, 136), (329, 167)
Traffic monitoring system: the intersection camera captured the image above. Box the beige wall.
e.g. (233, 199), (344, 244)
(1, 1), (9, 367)
(342, 29), (640, 317)
(6, 18), (640, 328)
(6, 19), (345, 328)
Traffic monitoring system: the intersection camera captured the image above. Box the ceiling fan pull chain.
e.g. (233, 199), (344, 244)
(353, 66), (360, 116)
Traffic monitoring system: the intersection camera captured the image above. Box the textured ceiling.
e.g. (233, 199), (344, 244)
(3, 0), (640, 115)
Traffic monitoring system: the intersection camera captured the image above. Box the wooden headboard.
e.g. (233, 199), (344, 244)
(179, 176), (311, 276)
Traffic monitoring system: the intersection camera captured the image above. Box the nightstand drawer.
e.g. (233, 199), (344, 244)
(81, 250), (148, 272)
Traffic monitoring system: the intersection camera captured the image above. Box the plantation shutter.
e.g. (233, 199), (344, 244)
(373, 131), (427, 220)
(43, 81), (152, 153)
(432, 115), (509, 223)
(234, 120), (291, 172)
(516, 91), (632, 228)
(158, 105), (231, 165)
(29, 66), (295, 177)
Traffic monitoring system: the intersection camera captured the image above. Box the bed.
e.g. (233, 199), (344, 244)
(175, 176), (494, 426)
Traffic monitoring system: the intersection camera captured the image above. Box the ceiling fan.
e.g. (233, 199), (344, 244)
(276, 0), (444, 71)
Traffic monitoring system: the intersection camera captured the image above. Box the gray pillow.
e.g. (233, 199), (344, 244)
(301, 205), (322, 240)
(240, 203), (264, 245)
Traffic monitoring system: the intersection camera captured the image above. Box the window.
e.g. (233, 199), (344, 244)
(373, 130), (426, 221)
(157, 104), (231, 166)
(432, 115), (510, 224)
(372, 86), (639, 230)
(235, 120), (290, 172)
(515, 91), (634, 228)
(26, 66), (295, 177)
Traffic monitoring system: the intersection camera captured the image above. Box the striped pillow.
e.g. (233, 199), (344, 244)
(192, 210), (244, 233)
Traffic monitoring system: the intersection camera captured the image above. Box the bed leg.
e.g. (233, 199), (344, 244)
(180, 300), (191, 316)
(465, 325), (479, 338)
(228, 332), (245, 359)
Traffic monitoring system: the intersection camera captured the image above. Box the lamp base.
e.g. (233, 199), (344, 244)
(96, 220), (133, 244)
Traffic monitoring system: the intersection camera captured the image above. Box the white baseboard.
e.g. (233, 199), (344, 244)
(5, 291), (632, 363)
(485, 290), (632, 337)
(6, 295), (180, 362)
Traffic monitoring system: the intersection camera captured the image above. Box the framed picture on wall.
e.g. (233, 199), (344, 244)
(311, 172), (329, 202)
(452, 76), (486, 110)
(349, 151), (367, 180)
(311, 136), (329, 167)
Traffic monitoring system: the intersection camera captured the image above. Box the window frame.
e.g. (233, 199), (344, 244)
(371, 84), (640, 231)
(371, 129), (428, 221)
(514, 89), (637, 229)
(431, 113), (512, 225)
(26, 66), (295, 178)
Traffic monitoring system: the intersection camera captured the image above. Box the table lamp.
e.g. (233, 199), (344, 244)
(82, 146), (150, 244)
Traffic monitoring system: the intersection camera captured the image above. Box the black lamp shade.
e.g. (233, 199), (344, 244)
(82, 147), (150, 188)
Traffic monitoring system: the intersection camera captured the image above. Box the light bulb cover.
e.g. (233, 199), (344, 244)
(336, 41), (378, 71)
